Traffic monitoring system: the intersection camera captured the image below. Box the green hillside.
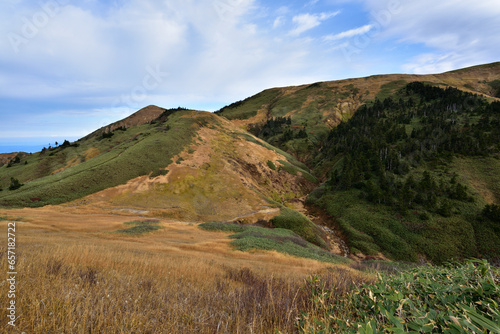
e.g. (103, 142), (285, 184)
(0, 107), (318, 229)
(307, 82), (500, 264)
(0, 108), (199, 207)
(216, 82), (363, 162)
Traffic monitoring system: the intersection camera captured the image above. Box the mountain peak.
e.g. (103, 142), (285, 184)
(110, 105), (166, 130)
(81, 105), (166, 140)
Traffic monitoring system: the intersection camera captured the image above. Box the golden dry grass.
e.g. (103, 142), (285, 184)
(0, 206), (367, 333)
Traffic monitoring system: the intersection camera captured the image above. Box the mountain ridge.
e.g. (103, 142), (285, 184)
(0, 108), (317, 225)
(1, 61), (500, 263)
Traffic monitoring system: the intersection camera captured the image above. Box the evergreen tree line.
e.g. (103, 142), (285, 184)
(249, 116), (308, 146)
(321, 82), (500, 213)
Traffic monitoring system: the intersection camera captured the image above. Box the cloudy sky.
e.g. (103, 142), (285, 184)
(0, 0), (499, 152)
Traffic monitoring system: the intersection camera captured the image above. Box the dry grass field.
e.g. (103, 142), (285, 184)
(0, 206), (367, 333)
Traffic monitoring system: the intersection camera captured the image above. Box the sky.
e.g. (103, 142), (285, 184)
(0, 0), (499, 153)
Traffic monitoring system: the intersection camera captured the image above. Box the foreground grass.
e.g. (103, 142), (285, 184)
(4, 210), (495, 333)
(0, 241), (315, 333)
(199, 222), (350, 265)
(0, 212), (366, 333)
(299, 259), (500, 333)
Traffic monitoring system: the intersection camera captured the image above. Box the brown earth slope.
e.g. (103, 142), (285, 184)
(71, 111), (316, 222)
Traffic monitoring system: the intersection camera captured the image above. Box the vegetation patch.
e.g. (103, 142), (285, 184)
(199, 222), (349, 264)
(149, 169), (169, 179)
(198, 221), (245, 233)
(116, 220), (161, 235)
(277, 160), (318, 183)
(266, 160), (276, 170)
(233, 132), (308, 169)
(488, 79), (500, 98)
(350, 260), (418, 276)
(375, 80), (407, 100)
(270, 207), (326, 248)
(299, 259), (500, 333)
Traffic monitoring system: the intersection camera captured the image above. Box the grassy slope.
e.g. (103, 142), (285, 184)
(216, 63), (500, 170)
(218, 82), (363, 139)
(2, 63), (499, 263)
(0, 207), (360, 333)
(0, 110), (197, 207)
(0, 107), (318, 231)
(0, 105), (326, 252)
(308, 157), (499, 263)
(309, 186), (486, 263)
(306, 84), (500, 263)
(453, 156), (500, 204)
(217, 62), (500, 137)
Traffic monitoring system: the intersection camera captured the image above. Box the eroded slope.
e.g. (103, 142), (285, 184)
(79, 112), (316, 222)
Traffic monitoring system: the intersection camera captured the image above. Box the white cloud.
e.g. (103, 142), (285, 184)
(359, 0), (500, 73)
(0, 1), (189, 97)
(402, 53), (458, 74)
(324, 24), (372, 40)
(4, 0), (498, 145)
(1, 0), (353, 143)
(289, 11), (340, 36)
(306, 0), (320, 6)
(276, 6), (290, 16)
(273, 16), (284, 28)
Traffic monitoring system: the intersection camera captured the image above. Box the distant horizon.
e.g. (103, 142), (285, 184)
(0, 136), (80, 154)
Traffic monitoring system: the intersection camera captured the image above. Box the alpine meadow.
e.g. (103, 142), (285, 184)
(1, 62), (500, 333)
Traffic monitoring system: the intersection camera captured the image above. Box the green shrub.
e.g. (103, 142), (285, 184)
(299, 259), (500, 333)
(488, 80), (500, 98)
(267, 160), (276, 170)
(116, 221), (161, 235)
(149, 169), (169, 179)
(9, 177), (23, 191)
(482, 204), (500, 222)
(199, 222), (349, 264)
(270, 207), (326, 248)
(199, 222), (246, 233)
